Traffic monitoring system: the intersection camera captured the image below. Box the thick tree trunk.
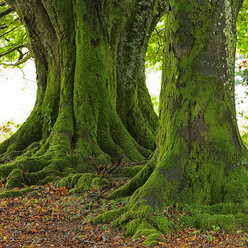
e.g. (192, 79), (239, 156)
(104, 0), (248, 245)
(140, 0), (248, 206)
(0, 0), (162, 188)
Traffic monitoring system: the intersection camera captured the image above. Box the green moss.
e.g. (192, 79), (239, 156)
(92, 207), (127, 225)
(23, 164), (61, 186)
(6, 169), (24, 189)
(108, 158), (155, 199)
(179, 203), (248, 231)
(16, 158), (48, 172)
(132, 220), (161, 246)
(223, 167), (248, 203)
(180, 212), (235, 230)
(0, 187), (33, 198)
(0, 163), (18, 178)
(91, 177), (109, 189)
(76, 173), (96, 190)
(125, 219), (142, 236)
(125, 215), (172, 241)
(204, 214), (232, 230)
(37, 175), (59, 185)
(0, 150), (22, 163)
(56, 173), (82, 188)
(94, 154), (111, 164)
(148, 215), (173, 234)
(235, 212), (248, 230)
(121, 165), (143, 177)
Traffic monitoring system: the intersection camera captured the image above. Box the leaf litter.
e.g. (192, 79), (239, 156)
(0, 164), (247, 248)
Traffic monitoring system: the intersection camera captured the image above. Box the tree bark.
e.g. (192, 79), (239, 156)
(116, 1), (166, 150)
(0, 0), (162, 187)
(106, 0), (248, 244)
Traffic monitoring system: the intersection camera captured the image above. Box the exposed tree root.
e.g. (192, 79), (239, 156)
(108, 156), (156, 199)
(93, 198), (248, 246)
(93, 151), (248, 246)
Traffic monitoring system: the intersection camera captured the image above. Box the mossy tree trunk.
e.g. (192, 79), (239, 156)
(139, 0), (248, 207)
(107, 0), (248, 243)
(116, 1), (166, 150)
(0, 0), (162, 188)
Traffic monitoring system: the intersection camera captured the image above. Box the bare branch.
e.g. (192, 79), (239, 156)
(2, 52), (32, 66)
(17, 63), (36, 83)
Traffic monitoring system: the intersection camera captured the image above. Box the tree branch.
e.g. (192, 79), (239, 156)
(0, 6), (15, 19)
(0, 25), (8, 29)
(0, 42), (28, 58)
(2, 52), (32, 66)
(0, 26), (17, 39)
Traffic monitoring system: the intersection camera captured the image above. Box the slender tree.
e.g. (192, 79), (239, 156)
(0, 0), (162, 188)
(96, 0), (248, 245)
(116, 2), (164, 150)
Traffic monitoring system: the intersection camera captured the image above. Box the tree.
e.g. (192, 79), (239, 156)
(1, 0), (247, 245)
(93, 0), (248, 245)
(0, 0), (163, 188)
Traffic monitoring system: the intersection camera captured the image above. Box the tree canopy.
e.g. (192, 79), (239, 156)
(0, 1), (30, 66)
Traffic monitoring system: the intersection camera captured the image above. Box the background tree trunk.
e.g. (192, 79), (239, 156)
(116, 0), (166, 150)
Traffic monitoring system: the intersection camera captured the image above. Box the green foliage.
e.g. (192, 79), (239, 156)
(145, 15), (166, 70)
(241, 129), (248, 147)
(0, 2), (28, 67)
(151, 96), (159, 115)
(0, 0), (247, 70)
(237, 0), (248, 55)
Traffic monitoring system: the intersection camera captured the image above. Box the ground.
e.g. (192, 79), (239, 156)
(0, 162), (247, 248)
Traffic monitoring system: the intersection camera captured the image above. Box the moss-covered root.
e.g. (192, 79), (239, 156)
(68, 173), (110, 194)
(180, 202), (248, 231)
(93, 205), (173, 246)
(108, 157), (155, 199)
(0, 187), (35, 198)
(0, 154), (89, 189)
(93, 201), (248, 246)
(56, 172), (110, 195)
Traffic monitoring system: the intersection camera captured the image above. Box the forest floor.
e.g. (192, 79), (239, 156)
(0, 163), (247, 248)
